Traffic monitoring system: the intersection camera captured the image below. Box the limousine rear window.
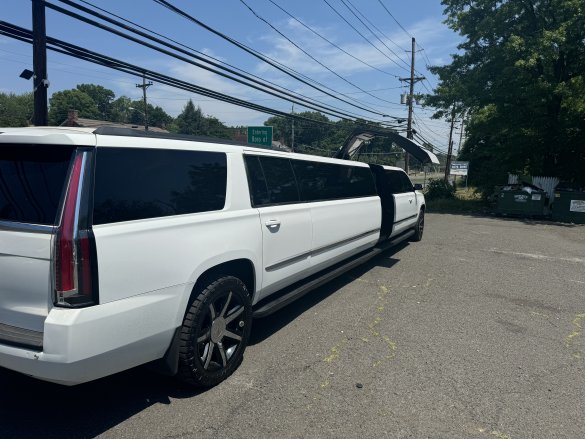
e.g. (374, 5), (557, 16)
(0, 144), (75, 225)
(92, 148), (227, 225)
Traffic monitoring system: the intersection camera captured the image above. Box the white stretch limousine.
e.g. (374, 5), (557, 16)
(0, 127), (425, 386)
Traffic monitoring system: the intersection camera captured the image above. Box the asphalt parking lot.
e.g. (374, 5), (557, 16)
(1, 213), (584, 439)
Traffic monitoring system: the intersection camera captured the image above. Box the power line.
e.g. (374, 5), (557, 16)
(153, 0), (400, 117)
(321, 0), (409, 73)
(376, 0), (411, 39)
(0, 20), (373, 127)
(238, 0), (401, 106)
(49, 0), (380, 121)
(266, 0), (399, 77)
(76, 0), (387, 116)
(339, 0), (411, 70)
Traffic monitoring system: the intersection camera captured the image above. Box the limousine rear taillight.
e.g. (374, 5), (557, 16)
(54, 150), (98, 307)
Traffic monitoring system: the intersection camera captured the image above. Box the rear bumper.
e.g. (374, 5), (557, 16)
(0, 285), (187, 385)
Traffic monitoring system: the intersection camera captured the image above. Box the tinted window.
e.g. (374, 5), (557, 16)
(0, 144), (74, 225)
(384, 170), (406, 194)
(292, 159), (376, 201)
(257, 156), (300, 205)
(243, 155), (270, 206)
(398, 172), (414, 192)
(346, 165), (377, 197)
(93, 148), (227, 225)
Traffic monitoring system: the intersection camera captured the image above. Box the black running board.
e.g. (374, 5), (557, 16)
(253, 229), (414, 318)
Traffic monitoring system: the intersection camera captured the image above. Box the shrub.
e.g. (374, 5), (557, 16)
(425, 178), (456, 200)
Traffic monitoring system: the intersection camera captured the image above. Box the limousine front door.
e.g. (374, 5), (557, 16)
(257, 204), (312, 300)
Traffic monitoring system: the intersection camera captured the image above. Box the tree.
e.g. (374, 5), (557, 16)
(0, 92), (33, 127)
(76, 84), (115, 120)
(48, 89), (100, 125)
(427, 0), (585, 193)
(175, 100), (208, 135)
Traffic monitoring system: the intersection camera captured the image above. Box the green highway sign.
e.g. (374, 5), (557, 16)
(247, 126), (273, 147)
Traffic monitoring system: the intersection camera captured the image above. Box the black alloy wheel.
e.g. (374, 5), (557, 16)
(178, 276), (252, 387)
(412, 209), (425, 241)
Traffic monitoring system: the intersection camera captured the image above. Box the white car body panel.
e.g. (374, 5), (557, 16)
(0, 127), (424, 385)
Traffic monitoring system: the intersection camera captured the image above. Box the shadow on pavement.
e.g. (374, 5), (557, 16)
(0, 365), (204, 438)
(249, 244), (404, 346)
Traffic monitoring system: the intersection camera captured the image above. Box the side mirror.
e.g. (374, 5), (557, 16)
(414, 183), (423, 191)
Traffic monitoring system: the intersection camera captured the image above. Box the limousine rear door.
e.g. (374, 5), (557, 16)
(244, 155), (312, 300)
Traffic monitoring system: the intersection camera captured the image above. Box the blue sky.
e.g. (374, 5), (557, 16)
(0, 0), (461, 151)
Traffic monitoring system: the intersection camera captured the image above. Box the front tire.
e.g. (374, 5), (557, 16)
(411, 209), (425, 242)
(178, 276), (252, 387)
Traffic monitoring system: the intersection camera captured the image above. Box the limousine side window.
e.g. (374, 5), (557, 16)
(244, 154), (377, 207)
(93, 148), (227, 225)
(291, 160), (376, 201)
(385, 170), (413, 194)
(244, 155), (300, 206)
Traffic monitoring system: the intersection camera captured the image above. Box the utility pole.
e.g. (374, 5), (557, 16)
(444, 105), (456, 183)
(136, 73), (153, 131)
(400, 37), (425, 174)
(32, 0), (49, 126)
(457, 111), (466, 154)
(291, 103), (295, 152)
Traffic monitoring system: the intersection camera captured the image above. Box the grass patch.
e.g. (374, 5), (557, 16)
(425, 188), (490, 214)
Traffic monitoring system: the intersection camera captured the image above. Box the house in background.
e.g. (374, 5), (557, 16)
(60, 110), (169, 133)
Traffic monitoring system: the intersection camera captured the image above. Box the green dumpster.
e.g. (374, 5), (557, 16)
(552, 188), (585, 224)
(495, 184), (547, 217)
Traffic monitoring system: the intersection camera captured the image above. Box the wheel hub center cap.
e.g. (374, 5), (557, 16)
(211, 317), (226, 343)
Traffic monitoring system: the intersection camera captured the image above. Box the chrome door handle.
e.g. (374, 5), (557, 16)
(265, 219), (281, 228)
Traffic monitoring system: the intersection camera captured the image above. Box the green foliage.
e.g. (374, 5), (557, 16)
(175, 100), (209, 135)
(49, 89), (100, 125)
(424, 178), (456, 200)
(0, 92), (33, 127)
(427, 0), (585, 193)
(76, 84), (115, 120)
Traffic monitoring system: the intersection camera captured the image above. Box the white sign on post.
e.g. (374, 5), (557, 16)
(450, 161), (469, 176)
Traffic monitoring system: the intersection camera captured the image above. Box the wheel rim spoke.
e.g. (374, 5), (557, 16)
(209, 303), (216, 320)
(224, 330), (242, 342)
(218, 344), (227, 367)
(197, 329), (211, 343)
(203, 342), (215, 369)
(225, 306), (244, 325)
(219, 291), (232, 318)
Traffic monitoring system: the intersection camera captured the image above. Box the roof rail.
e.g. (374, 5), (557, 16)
(92, 126), (250, 147)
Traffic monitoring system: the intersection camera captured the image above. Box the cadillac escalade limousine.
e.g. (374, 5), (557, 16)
(0, 127), (427, 387)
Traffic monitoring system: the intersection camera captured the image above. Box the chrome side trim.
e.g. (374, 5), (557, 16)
(265, 228), (380, 272)
(0, 323), (43, 351)
(0, 220), (54, 234)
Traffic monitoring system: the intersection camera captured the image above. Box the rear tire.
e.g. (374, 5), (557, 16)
(178, 276), (252, 387)
(411, 209), (425, 242)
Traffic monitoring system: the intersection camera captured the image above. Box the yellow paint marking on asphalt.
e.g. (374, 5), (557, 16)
(530, 311), (549, 318)
(324, 346), (341, 363)
(476, 428), (512, 439)
(490, 431), (512, 439)
(565, 313), (585, 347)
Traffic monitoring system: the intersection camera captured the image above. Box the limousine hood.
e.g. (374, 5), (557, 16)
(335, 129), (440, 165)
